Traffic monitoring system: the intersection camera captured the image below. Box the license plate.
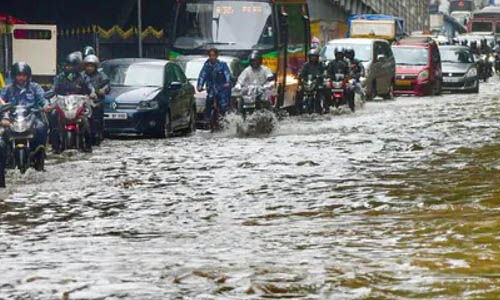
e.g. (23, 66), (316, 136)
(104, 113), (128, 120)
(331, 89), (343, 93)
(443, 77), (461, 83)
(396, 80), (412, 87)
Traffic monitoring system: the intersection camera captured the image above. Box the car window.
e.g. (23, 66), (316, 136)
(172, 64), (187, 83)
(375, 42), (385, 57)
(382, 42), (392, 58)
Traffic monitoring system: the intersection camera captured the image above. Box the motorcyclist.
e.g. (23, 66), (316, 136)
(236, 51), (274, 108)
(480, 39), (492, 56)
(325, 47), (352, 110)
(197, 48), (232, 120)
(344, 47), (365, 107)
(326, 47), (350, 79)
(470, 41), (480, 55)
(51, 52), (96, 153)
(299, 48), (324, 81)
(0, 62), (52, 183)
(82, 54), (110, 145)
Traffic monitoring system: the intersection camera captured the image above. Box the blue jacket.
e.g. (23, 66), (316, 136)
(0, 82), (48, 108)
(197, 59), (232, 100)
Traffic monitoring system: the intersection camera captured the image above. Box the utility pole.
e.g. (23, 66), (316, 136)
(137, 0), (143, 58)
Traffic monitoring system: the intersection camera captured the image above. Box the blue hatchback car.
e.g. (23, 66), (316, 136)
(102, 58), (196, 137)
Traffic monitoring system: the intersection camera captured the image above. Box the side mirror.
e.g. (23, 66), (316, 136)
(168, 82), (182, 90)
(377, 54), (386, 62)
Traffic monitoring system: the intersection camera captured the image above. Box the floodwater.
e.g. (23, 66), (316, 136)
(1, 82), (500, 299)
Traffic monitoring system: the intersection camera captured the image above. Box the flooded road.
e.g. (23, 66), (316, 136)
(2, 81), (500, 299)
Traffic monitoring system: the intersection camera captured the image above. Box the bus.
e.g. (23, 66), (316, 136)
(169, 0), (311, 110)
(469, 6), (500, 40)
(449, 0), (474, 13)
(1, 22), (57, 89)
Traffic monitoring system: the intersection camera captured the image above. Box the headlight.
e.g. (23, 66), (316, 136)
(418, 69), (429, 80)
(12, 121), (29, 133)
(137, 100), (159, 111)
(466, 68), (477, 77)
(489, 56), (496, 63)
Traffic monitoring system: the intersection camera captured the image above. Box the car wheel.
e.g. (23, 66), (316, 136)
(366, 81), (376, 101)
(162, 111), (173, 139)
(472, 81), (479, 93)
(383, 80), (394, 100)
(186, 105), (196, 135)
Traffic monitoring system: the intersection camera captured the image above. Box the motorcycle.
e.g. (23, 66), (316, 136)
(300, 74), (324, 114)
(52, 94), (93, 152)
(4, 104), (46, 174)
(234, 80), (275, 135)
(326, 73), (355, 112)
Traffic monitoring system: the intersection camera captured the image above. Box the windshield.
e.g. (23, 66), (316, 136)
(440, 48), (474, 63)
(104, 63), (164, 87)
(392, 47), (428, 65)
(321, 43), (372, 62)
(184, 61), (205, 80)
(174, 1), (274, 50)
(471, 22), (493, 32)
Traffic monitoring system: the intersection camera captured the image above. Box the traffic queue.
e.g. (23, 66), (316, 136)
(0, 15), (499, 189)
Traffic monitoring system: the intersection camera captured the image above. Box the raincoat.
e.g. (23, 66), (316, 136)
(197, 59), (232, 115)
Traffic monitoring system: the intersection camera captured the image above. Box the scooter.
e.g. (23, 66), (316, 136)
(5, 104), (46, 174)
(52, 94), (93, 152)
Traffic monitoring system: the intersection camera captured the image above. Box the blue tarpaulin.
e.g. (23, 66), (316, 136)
(346, 14), (406, 39)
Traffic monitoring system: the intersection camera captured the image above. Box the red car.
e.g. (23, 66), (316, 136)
(392, 37), (443, 96)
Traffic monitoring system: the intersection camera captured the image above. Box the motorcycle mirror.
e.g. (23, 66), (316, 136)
(0, 103), (13, 113)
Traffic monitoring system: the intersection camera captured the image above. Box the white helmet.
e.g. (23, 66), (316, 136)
(83, 54), (100, 66)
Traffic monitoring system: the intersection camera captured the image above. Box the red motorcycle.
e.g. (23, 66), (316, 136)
(53, 94), (93, 152)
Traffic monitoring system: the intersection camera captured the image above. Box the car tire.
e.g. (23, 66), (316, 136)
(472, 82), (479, 93)
(163, 111), (173, 138)
(186, 104), (196, 135)
(383, 80), (394, 100)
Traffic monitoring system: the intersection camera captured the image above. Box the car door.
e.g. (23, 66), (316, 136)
(165, 63), (183, 128)
(381, 42), (395, 93)
(373, 42), (385, 93)
(172, 63), (193, 126)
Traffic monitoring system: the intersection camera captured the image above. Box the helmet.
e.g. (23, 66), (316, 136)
(65, 52), (82, 67)
(11, 62), (32, 80)
(470, 40), (477, 47)
(344, 47), (355, 59)
(334, 46), (345, 58)
(461, 40), (468, 46)
(249, 50), (262, 64)
(83, 46), (96, 57)
(308, 48), (320, 58)
(83, 54), (100, 66)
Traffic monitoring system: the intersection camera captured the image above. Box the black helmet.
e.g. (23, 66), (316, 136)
(11, 62), (32, 80)
(249, 50), (262, 64)
(344, 47), (355, 59)
(308, 48), (320, 58)
(65, 52), (82, 67)
(470, 40), (477, 47)
(83, 46), (96, 57)
(461, 40), (468, 46)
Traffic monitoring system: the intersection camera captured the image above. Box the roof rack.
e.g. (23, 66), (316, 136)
(397, 36), (435, 46)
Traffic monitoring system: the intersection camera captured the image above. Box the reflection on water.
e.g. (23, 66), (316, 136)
(1, 82), (500, 299)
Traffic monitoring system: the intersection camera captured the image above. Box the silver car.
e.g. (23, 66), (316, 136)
(439, 46), (479, 93)
(321, 38), (396, 100)
(173, 55), (242, 126)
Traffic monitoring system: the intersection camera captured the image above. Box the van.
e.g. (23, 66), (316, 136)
(392, 37), (443, 96)
(321, 38), (396, 100)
